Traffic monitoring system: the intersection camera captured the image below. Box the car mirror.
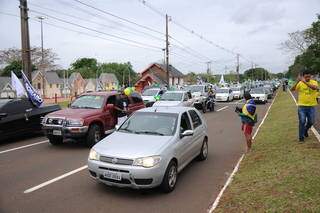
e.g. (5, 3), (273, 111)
(25, 108), (32, 113)
(0, 112), (8, 119)
(181, 130), (194, 138)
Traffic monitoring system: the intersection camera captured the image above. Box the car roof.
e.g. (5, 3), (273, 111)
(138, 106), (194, 114)
(81, 91), (118, 96)
(164, 90), (186, 93)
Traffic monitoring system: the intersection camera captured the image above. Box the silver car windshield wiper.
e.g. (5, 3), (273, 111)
(135, 131), (165, 136)
(119, 128), (135, 133)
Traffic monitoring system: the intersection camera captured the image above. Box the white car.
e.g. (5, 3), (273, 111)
(141, 88), (166, 107)
(88, 107), (208, 192)
(231, 87), (244, 99)
(153, 91), (194, 107)
(250, 88), (268, 104)
(215, 88), (234, 102)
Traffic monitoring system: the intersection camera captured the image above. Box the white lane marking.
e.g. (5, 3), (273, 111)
(24, 165), (88, 194)
(289, 90), (320, 143)
(208, 91), (278, 213)
(217, 106), (229, 112)
(0, 140), (49, 155)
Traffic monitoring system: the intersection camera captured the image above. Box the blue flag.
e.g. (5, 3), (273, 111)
(21, 71), (43, 108)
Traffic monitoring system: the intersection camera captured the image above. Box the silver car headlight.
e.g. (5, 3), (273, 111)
(89, 149), (100, 161)
(66, 118), (84, 127)
(133, 156), (161, 168)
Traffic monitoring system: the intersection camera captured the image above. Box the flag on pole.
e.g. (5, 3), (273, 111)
(21, 71), (43, 108)
(11, 71), (27, 97)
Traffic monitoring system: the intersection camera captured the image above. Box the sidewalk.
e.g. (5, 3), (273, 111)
(214, 91), (320, 212)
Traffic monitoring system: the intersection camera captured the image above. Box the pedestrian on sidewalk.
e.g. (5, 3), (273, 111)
(291, 69), (319, 142)
(235, 92), (257, 152)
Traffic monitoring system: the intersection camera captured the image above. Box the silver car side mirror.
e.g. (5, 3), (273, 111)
(181, 130), (194, 138)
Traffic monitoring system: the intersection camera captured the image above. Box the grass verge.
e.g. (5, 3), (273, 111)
(215, 91), (320, 212)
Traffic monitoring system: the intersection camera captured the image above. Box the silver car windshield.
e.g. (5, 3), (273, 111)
(251, 88), (265, 94)
(0, 99), (11, 108)
(216, 89), (229, 93)
(142, 89), (159, 96)
(70, 95), (104, 109)
(160, 93), (183, 101)
(119, 112), (178, 136)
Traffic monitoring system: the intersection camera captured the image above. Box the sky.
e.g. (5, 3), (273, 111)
(0, 0), (319, 74)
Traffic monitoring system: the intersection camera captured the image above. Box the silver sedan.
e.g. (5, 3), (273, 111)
(87, 107), (208, 193)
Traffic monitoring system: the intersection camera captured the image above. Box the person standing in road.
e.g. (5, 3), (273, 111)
(235, 92), (257, 152)
(114, 92), (128, 125)
(291, 70), (319, 142)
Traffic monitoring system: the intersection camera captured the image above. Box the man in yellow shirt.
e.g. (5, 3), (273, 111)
(291, 70), (319, 142)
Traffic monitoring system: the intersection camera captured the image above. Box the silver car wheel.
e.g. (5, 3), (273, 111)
(168, 165), (177, 188)
(202, 141), (208, 158)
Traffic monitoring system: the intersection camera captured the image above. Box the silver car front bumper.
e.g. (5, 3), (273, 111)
(88, 159), (165, 189)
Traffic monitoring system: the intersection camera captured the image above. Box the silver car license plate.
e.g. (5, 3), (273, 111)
(53, 130), (62, 136)
(103, 171), (122, 181)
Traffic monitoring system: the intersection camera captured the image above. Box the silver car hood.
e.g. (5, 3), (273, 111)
(153, 101), (182, 107)
(94, 132), (173, 159)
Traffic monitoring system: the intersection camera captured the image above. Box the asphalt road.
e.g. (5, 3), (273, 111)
(0, 99), (270, 213)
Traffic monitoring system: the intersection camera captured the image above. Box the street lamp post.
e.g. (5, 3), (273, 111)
(37, 16), (45, 97)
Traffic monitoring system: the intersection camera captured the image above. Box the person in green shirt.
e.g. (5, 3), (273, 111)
(291, 69), (319, 142)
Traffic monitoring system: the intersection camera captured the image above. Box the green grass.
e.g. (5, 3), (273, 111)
(215, 91), (320, 212)
(58, 101), (70, 109)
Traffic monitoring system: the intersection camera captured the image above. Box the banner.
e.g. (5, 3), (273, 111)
(21, 71), (43, 108)
(11, 71), (27, 97)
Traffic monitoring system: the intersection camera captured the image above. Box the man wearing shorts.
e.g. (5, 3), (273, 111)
(236, 92), (257, 152)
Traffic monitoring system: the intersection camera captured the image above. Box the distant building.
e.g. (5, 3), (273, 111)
(99, 73), (119, 91)
(135, 63), (185, 92)
(0, 77), (15, 98)
(84, 78), (103, 92)
(68, 72), (86, 97)
(32, 71), (63, 98)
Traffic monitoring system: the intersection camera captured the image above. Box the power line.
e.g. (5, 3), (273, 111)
(72, 0), (164, 36)
(29, 9), (163, 50)
(29, 2), (166, 43)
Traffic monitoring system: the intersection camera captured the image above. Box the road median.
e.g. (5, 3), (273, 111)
(214, 91), (320, 212)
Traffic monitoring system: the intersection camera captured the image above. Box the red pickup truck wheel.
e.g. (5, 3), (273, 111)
(86, 124), (102, 147)
(48, 136), (63, 145)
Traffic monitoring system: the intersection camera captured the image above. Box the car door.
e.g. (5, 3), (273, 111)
(0, 99), (30, 139)
(103, 95), (117, 131)
(188, 110), (205, 158)
(128, 95), (144, 115)
(176, 112), (193, 166)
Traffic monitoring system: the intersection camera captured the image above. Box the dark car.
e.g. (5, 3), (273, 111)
(42, 91), (145, 147)
(0, 98), (61, 141)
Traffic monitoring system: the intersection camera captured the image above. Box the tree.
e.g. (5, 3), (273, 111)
(280, 31), (312, 55)
(0, 47), (59, 71)
(1, 60), (36, 77)
(184, 72), (197, 84)
(243, 67), (271, 80)
(71, 58), (98, 70)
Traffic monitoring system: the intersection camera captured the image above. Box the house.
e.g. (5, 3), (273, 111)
(32, 71), (63, 98)
(135, 63), (185, 92)
(84, 78), (103, 92)
(0, 77), (15, 98)
(99, 73), (119, 91)
(68, 72), (86, 97)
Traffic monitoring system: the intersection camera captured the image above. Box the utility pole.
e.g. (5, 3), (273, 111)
(37, 16), (45, 97)
(206, 61), (212, 75)
(165, 14), (170, 88)
(128, 68), (131, 87)
(251, 62), (254, 81)
(236, 53), (240, 83)
(20, 0), (32, 82)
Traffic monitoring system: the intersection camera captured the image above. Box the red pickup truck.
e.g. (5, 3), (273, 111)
(42, 91), (145, 147)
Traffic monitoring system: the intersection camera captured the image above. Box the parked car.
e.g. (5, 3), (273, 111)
(42, 92), (145, 147)
(231, 87), (244, 99)
(0, 98), (60, 141)
(152, 91), (194, 107)
(88, 107), (208, 192)
(215, 88), (234, 102)
(250, 88), (268, 104)
(187, 85), (208, 111)
(141, 88), (166, 107)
